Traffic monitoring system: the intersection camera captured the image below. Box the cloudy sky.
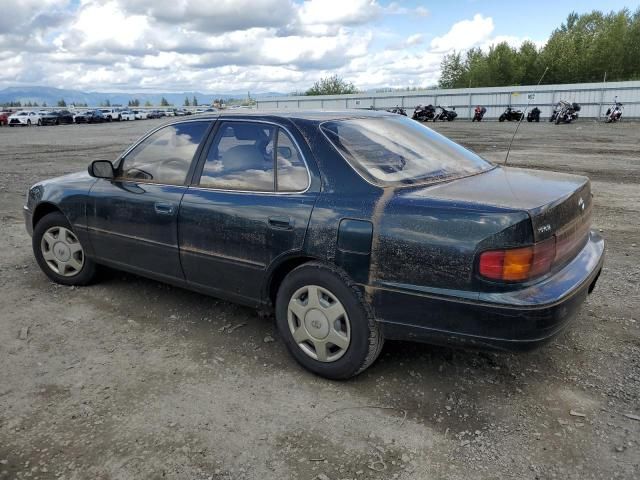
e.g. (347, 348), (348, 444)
(0, 0), (634, 93)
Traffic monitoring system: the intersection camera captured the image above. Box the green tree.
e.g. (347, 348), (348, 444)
(160, 97), (170, 106)
(438, 52), (466, 88)
(57, 99), (67, 107)
(306, 75), (358, 95)
(437, 8), (640, 87)
(144, 100), (152, 107)
(192, 96), (198, 106)
(184, 97), (190, 106)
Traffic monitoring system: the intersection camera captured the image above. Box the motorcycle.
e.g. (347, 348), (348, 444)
(387, 106), (407, 116)
(472, 106), (486, 122)
(526, 107), (541, 122)
(550, 100), (580, 124)
(412, 104), (435, 122)
(433, 106), (457, 122)
(498, 106), (524, 122)
(604, 98), (623, 123)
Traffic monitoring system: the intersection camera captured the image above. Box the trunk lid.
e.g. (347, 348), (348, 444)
(403, 166), (592, 264)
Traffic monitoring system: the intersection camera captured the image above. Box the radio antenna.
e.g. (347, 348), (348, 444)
(504, 66), (549, 166)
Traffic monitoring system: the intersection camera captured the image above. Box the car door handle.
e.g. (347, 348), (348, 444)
(268, 216), (293, 230)
(154, 202), (175, 215)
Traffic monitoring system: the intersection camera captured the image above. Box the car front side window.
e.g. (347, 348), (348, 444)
(118, 121), (210, 185)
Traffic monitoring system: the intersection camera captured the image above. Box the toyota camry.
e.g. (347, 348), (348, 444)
(24, 111), (604, 379)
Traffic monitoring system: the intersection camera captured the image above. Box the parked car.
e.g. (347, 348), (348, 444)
(0, 111), (10, 126)
(146, 110), (164, 119)
(120, 110), (136, 121)
(41, 110), (74, 126)
(72, 111), (86, 123)
(100, 108), (122, 122)
(133, 110), (148, 120)
(23, 111), (604, 379)
(85, 110), (106, 123)
(8, 110), (43, 126)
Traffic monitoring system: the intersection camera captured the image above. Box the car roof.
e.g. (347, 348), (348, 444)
(187, 109), (397, 123)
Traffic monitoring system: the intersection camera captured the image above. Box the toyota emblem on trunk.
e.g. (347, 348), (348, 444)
(578, 197), (585, 211)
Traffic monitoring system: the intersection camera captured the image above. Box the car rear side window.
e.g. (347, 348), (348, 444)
(321, 116), (493, 186)
(276, 129), (309, 192)
(119, 121), (210, 185)
(198, 122), (308, 192)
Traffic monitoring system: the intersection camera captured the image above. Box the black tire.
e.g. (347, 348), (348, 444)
(555, 115), (562, 125)
(32, 212), (98, 286)
(27, 120), (31, 127)
(536, 118), (540, 122)
(275, 262), (384, 379)
(498, 115), (505, 122)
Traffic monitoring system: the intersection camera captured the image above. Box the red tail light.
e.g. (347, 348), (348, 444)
(479, 237), (556, 282)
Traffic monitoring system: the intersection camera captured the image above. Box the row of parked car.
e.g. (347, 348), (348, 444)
(0, 107), (220, 127)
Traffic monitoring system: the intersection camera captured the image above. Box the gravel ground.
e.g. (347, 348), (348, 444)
(0, 118), (638, 480)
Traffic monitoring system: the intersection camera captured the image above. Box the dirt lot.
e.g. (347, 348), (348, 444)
(0, 118), (638, 480)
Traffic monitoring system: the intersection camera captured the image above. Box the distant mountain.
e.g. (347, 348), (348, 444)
(0, 86), (286, 107)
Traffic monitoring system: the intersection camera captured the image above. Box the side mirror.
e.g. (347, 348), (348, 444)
(88, 160), (115, 179)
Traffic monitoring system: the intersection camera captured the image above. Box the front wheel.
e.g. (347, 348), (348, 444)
(33, 212), (97, 286)
(276, 262), (384, 379)
(498, 115), (505, 122)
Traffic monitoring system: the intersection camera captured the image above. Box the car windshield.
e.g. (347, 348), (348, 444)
(321, 116), (493, 186)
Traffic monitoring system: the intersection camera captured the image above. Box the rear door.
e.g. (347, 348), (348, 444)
(87, 120), (211, 281)
(178, 120), (317, 303)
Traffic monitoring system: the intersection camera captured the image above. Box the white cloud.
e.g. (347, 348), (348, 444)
(298, 0), (380, 26)
(430, 13), (494, 53)
(406, 33), (424, 46)
(0, 4), (549, 94)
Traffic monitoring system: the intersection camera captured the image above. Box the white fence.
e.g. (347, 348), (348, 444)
(256, 80), (640, 120)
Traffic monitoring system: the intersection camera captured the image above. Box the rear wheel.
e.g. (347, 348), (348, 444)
(276, 262), (384, 379)
(33, 212), (97, 286)
(27, 120), (31, 127)
(498, 115), (505, 122)
(37, 119), (42, 126)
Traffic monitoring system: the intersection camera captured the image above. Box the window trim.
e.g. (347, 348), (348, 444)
(114, 119), (214, 186)
(191, 118), (312, 195)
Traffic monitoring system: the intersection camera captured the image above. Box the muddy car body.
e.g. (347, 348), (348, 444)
(23, 111), (604, 378)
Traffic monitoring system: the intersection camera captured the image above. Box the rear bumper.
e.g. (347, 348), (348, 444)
(372, 230), (605, 351)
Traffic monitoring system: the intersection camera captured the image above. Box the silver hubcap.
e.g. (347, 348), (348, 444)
(40, 226), (84, 277)
(287, 285), (350, 362)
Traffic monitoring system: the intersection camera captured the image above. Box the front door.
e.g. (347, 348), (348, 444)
(87, 120), (211, 281)
(178, 120), (317, 303)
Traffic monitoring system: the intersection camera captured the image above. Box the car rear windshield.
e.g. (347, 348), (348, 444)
(321, 116), (493, 186)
